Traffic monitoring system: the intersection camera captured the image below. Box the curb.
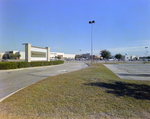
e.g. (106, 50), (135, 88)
(0, 86), (26, 102)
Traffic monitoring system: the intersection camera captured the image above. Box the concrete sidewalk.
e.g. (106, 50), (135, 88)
(104, 64), (150, 81)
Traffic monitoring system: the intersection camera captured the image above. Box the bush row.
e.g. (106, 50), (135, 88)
(0, 60), (64, 70)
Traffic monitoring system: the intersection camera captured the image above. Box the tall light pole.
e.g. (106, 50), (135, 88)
(89, 20), (95, 64)
(80, 49), (81, 60)
(145, 47), (148, 58)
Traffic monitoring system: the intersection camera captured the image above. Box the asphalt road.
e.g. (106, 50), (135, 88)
(0, 61), (88, 102)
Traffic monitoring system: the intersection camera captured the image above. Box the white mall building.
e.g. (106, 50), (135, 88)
(50, 52), (75, 60)
(0, 51), (75, 60)
(122, 54), (139, 61)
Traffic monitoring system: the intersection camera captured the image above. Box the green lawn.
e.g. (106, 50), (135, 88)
(0, 64), (150, 119)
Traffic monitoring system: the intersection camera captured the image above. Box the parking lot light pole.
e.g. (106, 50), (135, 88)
(89, 20), (95, 64)
(145, 47), (148, 58)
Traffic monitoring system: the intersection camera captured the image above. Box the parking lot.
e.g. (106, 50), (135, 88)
(104, 63), (150, 81)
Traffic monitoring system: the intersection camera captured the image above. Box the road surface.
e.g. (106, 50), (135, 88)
(0, 61), (88, 102)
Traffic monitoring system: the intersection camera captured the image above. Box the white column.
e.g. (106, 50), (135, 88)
(25, 43), (31, 62)
(46, 47), (50, 61)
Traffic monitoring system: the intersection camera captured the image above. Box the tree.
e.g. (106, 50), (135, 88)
(147, 56), (150, 59)
(2, 54), (6, 59)
(16, 54), (21, 59)
(115, 53), (122, 62)
(100, 50), (111, 60)
(9, 54), (17, 59)
(9, 54), (21, 59)
(75, 55), (83, 59)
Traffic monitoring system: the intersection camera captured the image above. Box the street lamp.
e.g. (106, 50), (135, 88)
(89, 20), (95, 64)
(80, 49), (81, 60)
(145, 47), (148, 58)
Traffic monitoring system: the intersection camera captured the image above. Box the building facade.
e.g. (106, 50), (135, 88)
(0, 53), (4, 59)
(64, 54), (75, 60)
(1, 51), (25, 59)
(122, 54), (139, 61)
(82, 53), (90, 59)
(50, 52), (75, 60)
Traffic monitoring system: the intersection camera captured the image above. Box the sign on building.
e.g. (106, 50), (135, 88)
(24, 43), (50, 62)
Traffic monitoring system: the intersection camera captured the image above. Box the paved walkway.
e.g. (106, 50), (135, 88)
(104, 64), (150, 81)
(0, 61), (88, 102)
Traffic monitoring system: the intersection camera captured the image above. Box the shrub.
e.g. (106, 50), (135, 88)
(52, 60), (64, 65)
(0, 60), (64, 70)
(17, 62), (30, 68)
(0, 62), (18, 69)
(30, 62), (42, 67)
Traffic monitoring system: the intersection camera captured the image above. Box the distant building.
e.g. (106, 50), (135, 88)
(50, 52), (75, 60)
(50, 52), (64, 60)
(3, 51), (25, 59)
(5, 51), (18, 59)
(17, 52), (25, 59)
(64, 54), (75, 60)
(1, 50), (75, 60)
(0, 53), (5, 59)
(82, 53), (90, 59)
(122, 54), (139, 61)
(94, 55), (103, 60)
(75, 53), (103, 60)
(132, 55), (139, 60)
(122, 54), (130, 61)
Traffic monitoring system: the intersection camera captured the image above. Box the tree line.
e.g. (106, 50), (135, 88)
(100, 50), (122, 61)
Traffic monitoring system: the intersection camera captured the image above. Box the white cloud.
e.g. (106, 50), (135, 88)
(134, 40), (150, 46)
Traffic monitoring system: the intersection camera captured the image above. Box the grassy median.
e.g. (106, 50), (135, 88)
(0, 64), (150, 118)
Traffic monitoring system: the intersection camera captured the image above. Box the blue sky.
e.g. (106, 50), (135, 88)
(0, 0), (150, 56)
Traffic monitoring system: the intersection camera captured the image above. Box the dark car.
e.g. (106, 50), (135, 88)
(2, 59), (8, 62)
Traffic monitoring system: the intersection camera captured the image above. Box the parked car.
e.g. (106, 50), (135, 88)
(108, 59), (114, 61)
(2, 59), (8, 62)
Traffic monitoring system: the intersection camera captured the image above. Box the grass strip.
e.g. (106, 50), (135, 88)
(0, 64), (149, 118)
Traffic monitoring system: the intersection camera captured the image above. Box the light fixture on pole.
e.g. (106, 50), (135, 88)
(89, 20), (95, 64)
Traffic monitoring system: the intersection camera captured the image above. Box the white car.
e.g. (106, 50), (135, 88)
(108, 59), (114, 61)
